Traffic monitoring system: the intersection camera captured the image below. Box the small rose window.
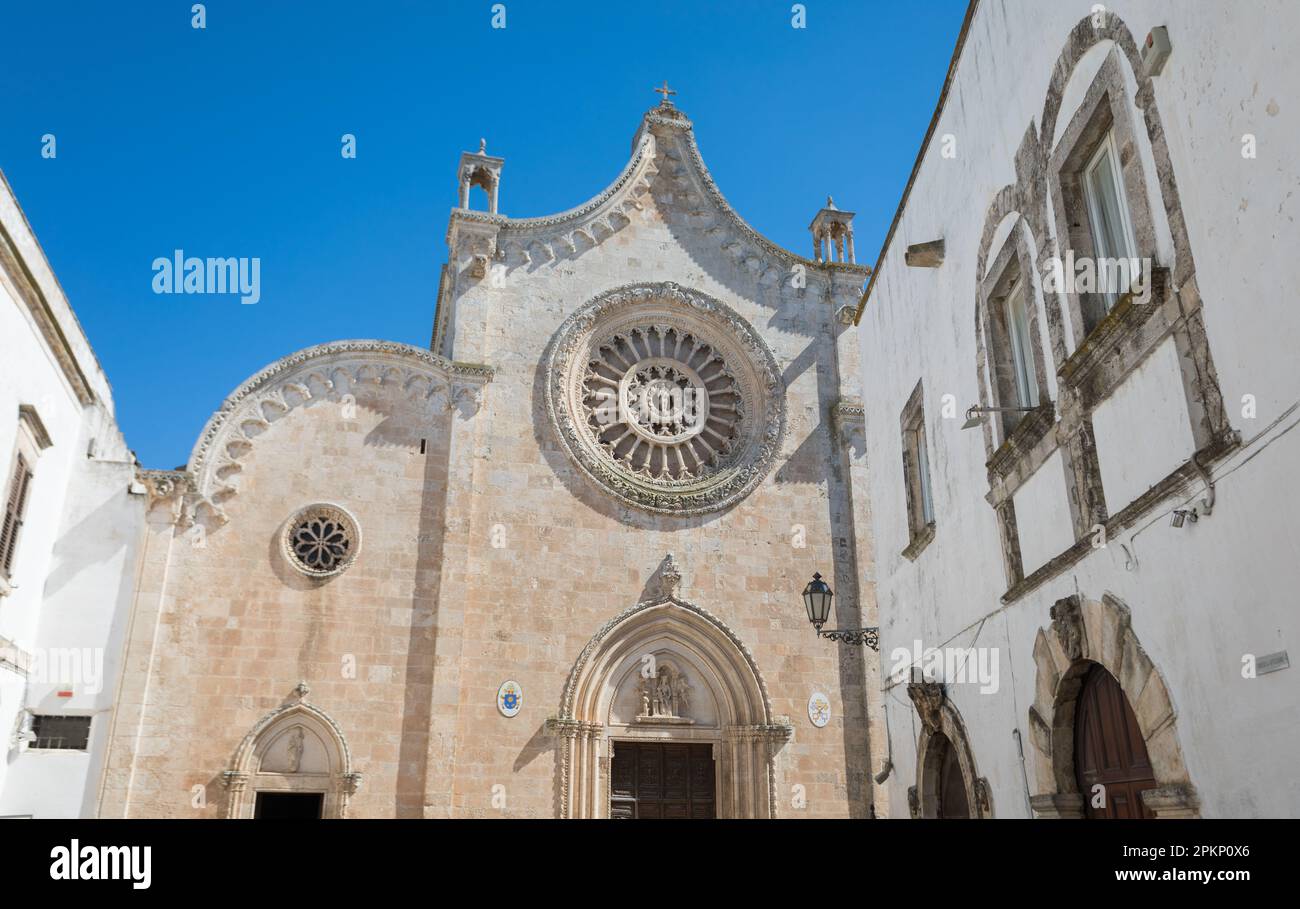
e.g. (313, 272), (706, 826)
(282, 504), (360, 578)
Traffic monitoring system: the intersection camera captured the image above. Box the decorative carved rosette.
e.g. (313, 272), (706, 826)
(546, 282), (785, 515)
(281, 503), (361, 578)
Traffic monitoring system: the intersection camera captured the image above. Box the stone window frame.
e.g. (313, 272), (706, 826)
(1046, 48), (1161, 352)
(1, 404), (53, 594)
(977, 12), (1238, 606)
(899, 379), (936, 561)
(978, 219), (1057, 473)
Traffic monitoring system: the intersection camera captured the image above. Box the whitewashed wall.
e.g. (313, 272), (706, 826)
(857, 0), (1300, 817)
(0, 173), (144, 817)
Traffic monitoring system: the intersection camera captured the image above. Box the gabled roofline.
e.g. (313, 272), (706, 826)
(854, 0), (980, 325)
(445, 104), (870, 277)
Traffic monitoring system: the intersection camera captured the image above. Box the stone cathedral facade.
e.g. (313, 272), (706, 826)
(92, 99), (882, 818)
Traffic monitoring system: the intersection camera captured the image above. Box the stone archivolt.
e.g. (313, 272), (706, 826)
(552, 572), (791, 819)
(547, 282), (785, 515)
(170, 340), (492, 527)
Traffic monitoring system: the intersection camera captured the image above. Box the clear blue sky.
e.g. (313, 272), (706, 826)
(1, 0), (967, 469)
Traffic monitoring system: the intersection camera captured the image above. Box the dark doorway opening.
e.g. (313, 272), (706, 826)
(254, 792), (324, 819)
(932, 732), (971, 818)
(610, 742), (715, 818)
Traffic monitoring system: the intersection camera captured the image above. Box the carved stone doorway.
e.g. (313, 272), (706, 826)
(610, 741), (716, 819)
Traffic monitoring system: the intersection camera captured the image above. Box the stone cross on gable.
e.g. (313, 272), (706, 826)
(654, 81), (677, 106)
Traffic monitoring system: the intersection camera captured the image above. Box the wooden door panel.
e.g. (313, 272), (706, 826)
(609, 741), (715, 819)
(1075, 665), (1157, 819)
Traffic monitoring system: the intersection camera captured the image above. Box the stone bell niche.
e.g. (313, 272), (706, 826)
(607, 649), (720, 729)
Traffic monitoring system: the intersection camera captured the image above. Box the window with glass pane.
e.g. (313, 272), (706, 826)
(1083, 132), (1139, 311)
(1002, 277), (1038, 437)
(30, 715), (92, 750)
(915, 422), (934, 525)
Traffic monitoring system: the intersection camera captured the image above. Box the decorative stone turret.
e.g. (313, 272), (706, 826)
(457, 139), (504, 213)
(809, 195), (856, 264)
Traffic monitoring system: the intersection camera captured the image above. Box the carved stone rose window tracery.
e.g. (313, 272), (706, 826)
(281, 504), (361, 578)
(547, 283), (785, 515)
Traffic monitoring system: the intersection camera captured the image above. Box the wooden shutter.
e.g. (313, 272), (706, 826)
(1, 454), (33, 576)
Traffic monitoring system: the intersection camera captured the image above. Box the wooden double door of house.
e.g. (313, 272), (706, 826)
(610, 742), (716, 818)
(1075, 664), (1158, 818)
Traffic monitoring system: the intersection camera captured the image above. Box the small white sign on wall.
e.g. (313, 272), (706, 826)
(497, 680), (523, 718)
(808, 691), (831, 728)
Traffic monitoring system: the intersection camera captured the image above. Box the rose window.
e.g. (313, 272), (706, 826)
(583, 328), (743, 480)
(547, 283), (785, 515)
(281, 504), (361, 578)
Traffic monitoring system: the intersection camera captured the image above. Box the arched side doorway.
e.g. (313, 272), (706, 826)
(907, 680), (992, 819)
(222, 683), (361, 819)
(552, 586), (791, 819)
(1027, 594), (1198, 819)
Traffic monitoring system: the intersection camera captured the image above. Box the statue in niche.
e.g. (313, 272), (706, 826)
(636, 662), (694, 725)
(286, 726), (305, 773)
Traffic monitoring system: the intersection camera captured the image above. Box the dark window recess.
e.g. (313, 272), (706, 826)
(1, 454), (34, 577)
(30, 715), (91, 750)
(254, 792), (324, 819)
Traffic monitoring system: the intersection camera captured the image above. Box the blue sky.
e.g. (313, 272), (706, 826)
(1, 0), (968, 468)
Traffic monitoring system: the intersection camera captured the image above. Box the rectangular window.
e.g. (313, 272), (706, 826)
(1, 453), (34, 578)
(1082, 131), (1139, 311)
(30, 715), (92, 751)
(900, 380), (936, 558)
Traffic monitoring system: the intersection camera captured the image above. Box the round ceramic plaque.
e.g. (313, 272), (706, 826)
(808, 691), (831, 728)
(497, 680), (523, 718)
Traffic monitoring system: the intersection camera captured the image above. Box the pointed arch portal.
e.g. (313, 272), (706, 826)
(222, 692), (361, 819)
(553, 595), (791, 818)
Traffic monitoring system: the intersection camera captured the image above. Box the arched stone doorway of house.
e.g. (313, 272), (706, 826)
(907, 679), (992, 819)
(552, 568), (791, 818)
(1028, 594), (1198, 819)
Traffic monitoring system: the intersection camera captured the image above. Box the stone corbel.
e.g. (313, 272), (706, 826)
(136, 469), (197, 526)
(1049, 594), (1085, 663)
(907, 679), (945, 733)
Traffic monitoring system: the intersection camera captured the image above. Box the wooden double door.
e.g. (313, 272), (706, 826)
(610, 741), (716, 818)
(1075, 664), (1158, 818)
